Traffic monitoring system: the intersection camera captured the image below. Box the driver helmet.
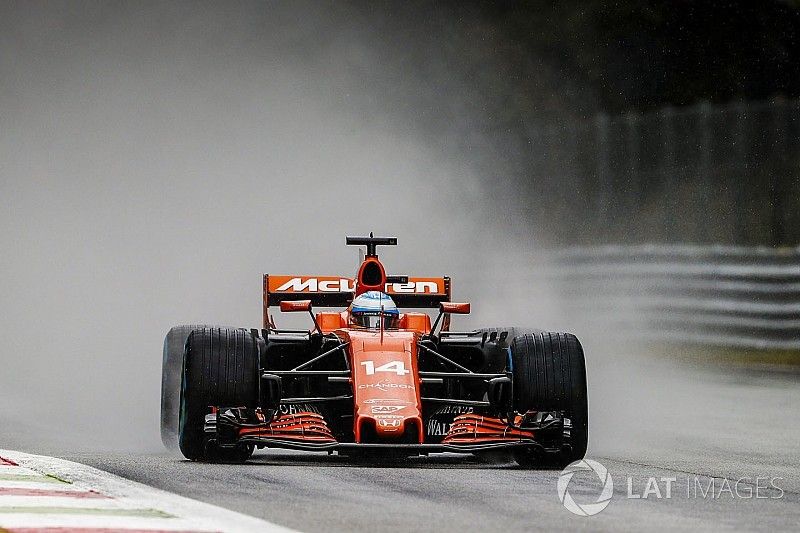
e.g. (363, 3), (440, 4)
(349, 291), (399, 329)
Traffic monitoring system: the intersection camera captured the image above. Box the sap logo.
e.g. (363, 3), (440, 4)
(387, 281), (439, 294)
(276, 278), (355, 293)
(371, 405), (405, 414)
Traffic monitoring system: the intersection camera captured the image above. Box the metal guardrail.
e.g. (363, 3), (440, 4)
(542, 245), (800, 350)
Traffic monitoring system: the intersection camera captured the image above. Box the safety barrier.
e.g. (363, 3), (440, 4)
(542, 245), (800, 350)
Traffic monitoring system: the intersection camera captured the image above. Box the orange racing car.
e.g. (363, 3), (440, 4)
(160, 235), (587, 467)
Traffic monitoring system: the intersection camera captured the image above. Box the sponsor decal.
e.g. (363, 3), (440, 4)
(378, 419), (402, 428)
(275, 277), (355, 293)
(373, 414), (404, 419)
(358, 381), (414, 392)
(363, 398), (407, 404)
(433, 405), (474, 415)
(371, 405), (405, 414)
(426, 419), (450, 437)
(279, 403), (322, 415)
(361, 360), (410, 376)
(426, 406), (473, 436)
(271, 276), (443, 294)
(386, 281), (439, 294)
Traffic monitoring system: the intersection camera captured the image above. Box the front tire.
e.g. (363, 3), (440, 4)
(179, 327), (260, 462)
(510, 332), (588, 468)
(161, 324), (225, 449)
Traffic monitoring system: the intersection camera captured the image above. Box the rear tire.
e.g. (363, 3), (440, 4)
(161, 324), (222, 449)
(510, 332), (587, 468)
(179, 327), (260, 462)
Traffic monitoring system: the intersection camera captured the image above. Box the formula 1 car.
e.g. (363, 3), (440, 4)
(161, 235), (587, 467)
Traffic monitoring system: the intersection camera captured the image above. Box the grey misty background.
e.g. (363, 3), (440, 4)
(1, 1), (798, 452)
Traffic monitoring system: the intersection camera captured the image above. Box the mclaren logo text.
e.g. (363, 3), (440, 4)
(275, 278), (355, 293)
(275, 277), (440, 294)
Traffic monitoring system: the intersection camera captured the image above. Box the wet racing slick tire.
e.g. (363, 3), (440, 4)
(161, 324), (224, 449)
(179, 327), (259, 462)
(509, 331), (588, 468)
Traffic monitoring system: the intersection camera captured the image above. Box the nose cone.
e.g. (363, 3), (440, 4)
(359, 399), (417, 439)
(347, 330), (424, 443)
(371, 413), (407, 437)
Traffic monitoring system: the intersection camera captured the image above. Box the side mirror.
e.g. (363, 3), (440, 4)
(440, 302), (470, 314)
(431, 302), (471, 336)
(278, 300), (320, 333)
(280, 300), (312, 312)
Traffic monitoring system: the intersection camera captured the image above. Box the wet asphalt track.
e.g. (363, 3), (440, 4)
(6, 353), (800, 532)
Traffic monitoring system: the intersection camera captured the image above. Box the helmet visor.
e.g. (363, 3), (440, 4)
(352, 312), (399, 329)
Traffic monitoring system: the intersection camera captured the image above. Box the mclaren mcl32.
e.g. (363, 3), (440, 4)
(161, 235), (588, 468)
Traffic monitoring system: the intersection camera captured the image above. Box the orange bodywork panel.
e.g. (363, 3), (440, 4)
(398, 313), (431, 334)
(354, 257), (387, 296)
(343, 330), (424, 443)
(316, 312), (345, 332)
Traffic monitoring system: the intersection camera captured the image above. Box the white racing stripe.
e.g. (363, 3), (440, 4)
(0, 449), (298, 533)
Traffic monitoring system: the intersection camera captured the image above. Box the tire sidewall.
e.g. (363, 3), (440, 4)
(161, 324), (221, 449)
(178, 327), (260, 461)
(510, 331), (588, 463)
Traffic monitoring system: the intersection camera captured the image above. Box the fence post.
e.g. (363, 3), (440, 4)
(698, 101), (712, 243)
(625, 111), (640, 231)
(595, 113), (611, 229)
(770, 97), (788, 246)
(660, 106), (675, 241)
(733, 100), (748, 243)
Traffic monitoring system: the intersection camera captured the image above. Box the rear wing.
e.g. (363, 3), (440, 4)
(263, 274), (450, 328)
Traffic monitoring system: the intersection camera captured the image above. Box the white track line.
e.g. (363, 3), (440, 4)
(0, 449), (298, 533)
(0, 466), (42, 476)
